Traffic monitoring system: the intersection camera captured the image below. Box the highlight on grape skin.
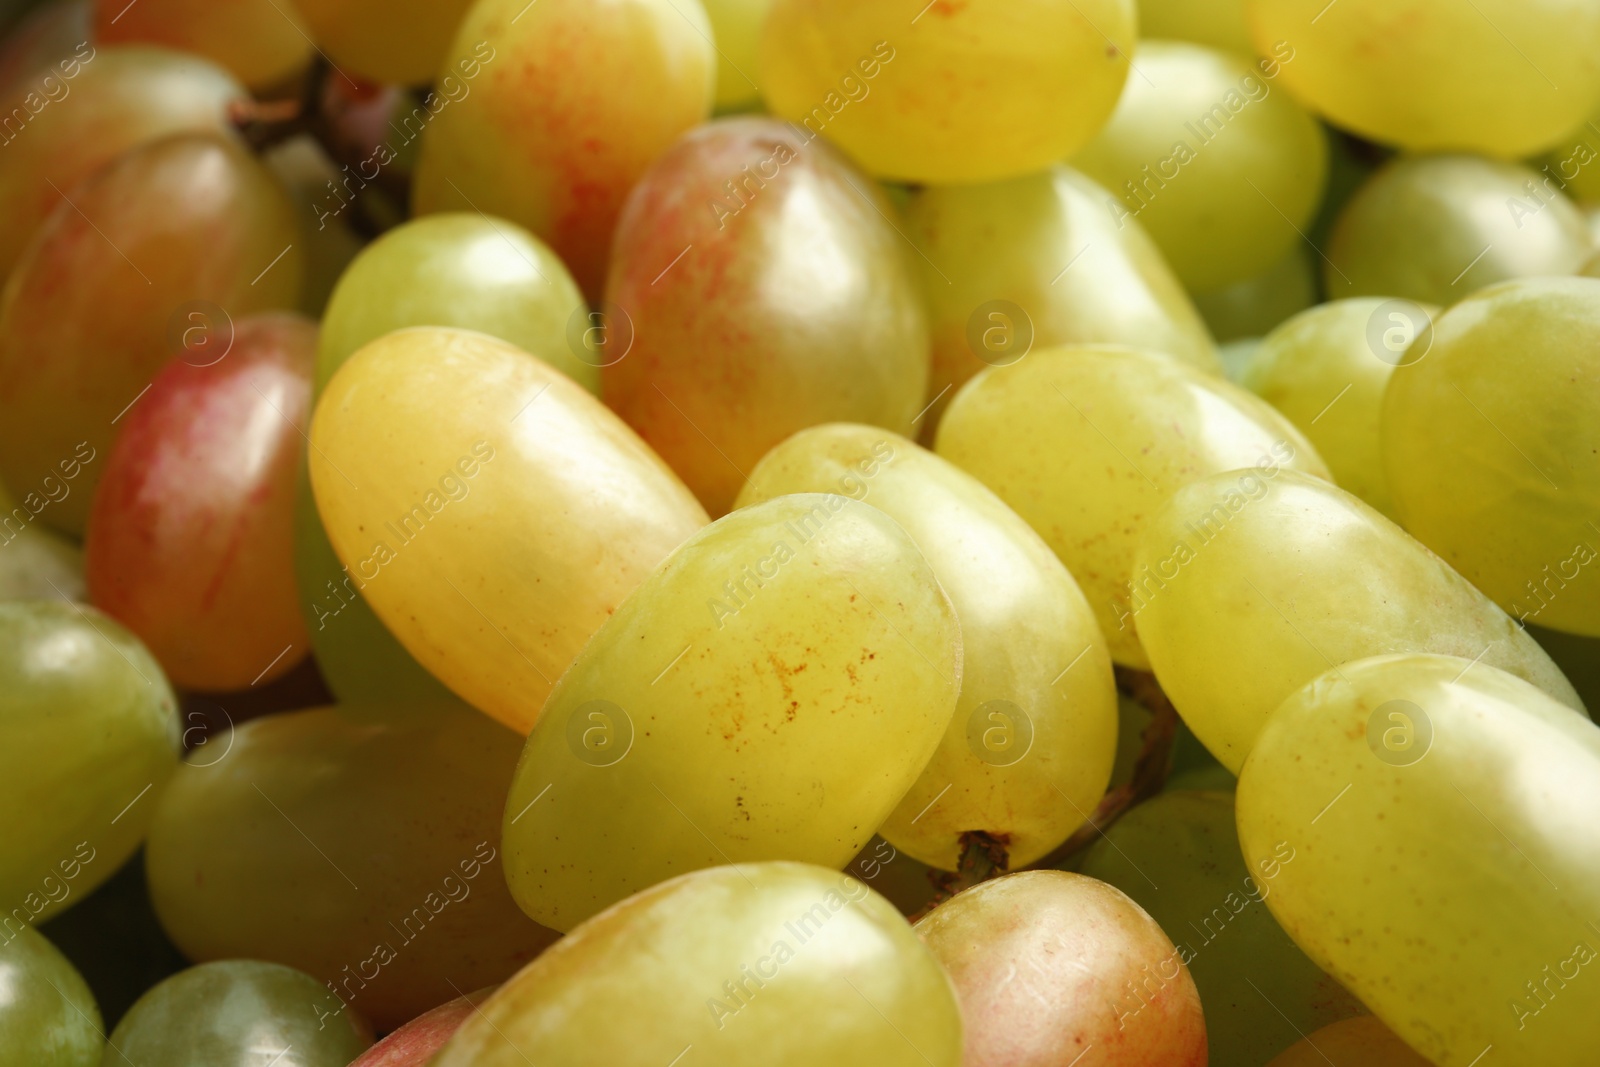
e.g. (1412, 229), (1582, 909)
(0, 1), (1595, 1065)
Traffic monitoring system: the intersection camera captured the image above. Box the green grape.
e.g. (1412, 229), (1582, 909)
(287, 0), (473, 84)
(107, 959), (371, 1066)
(502, 495), (961, 932)
(1238, 653), (1600, 1066)
(93, 0), (311, 91)
(904, 166), (1220, 431)
(1192, 244), (1318, 343)
(1242, 297), (1440, 518)
(1074, 790), (1363, 1065)
(1268, 1016), (1432, 1067)
(760, 0), (1134, 184)
(261, 136), (365, 318)
(1139, 0), (1252, 52)
(916, 870), (1207, 1067)
(1324, 154), (1591, 306)
(0, 479), (82, 602)
(736, 424), (1118, 870)
(0, 926), (101, 1067)
(145, 701), (559, 1032)
(435, 863), (961, 1067)
(702, 0), (769, 111)
(0, 46), (246, 284)
(308, 327), (708, 734)
(1132, 469), (1583, 772)
(0, 0), (89, 93)
(0, 601), (179, 927)
(1071, 40), (1328, 292)
(1383, 277), (1600, 637)
(318, 213), (595, 396)
(602, 118), (928, 516)
(413, 0), (714, 297)
(935, 345), (1328, 668)
(0, 133), (302, 536)
(1245, 0), (1600, 157)
(1215, 336), (1262, 385)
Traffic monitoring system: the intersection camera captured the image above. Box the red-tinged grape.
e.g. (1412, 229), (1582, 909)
(84, 314), (315, 692)
(604, 117), (929, 515)
(0, 133), (302, 536)
(348, 989), (491, 1067)
(93, 0), (311, 92)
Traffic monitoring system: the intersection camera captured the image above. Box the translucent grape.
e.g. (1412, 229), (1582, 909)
(0, 481), (83, 602)
(1267, 1016), (1433, 1067)
(701, 0), (769, 111)
(1192, 244), (1317, 343)
(736, 424), (1117, 870)
(93, 0), (311, 91)
(760, 0), (1134, 183)
(502, 495), (962, 931)
(287, 0), (474, 85)
(0, 926), (102, 1067)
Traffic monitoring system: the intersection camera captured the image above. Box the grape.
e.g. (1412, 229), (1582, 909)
(1071, 40), (1328, 292)
(1383, 277), (1600, 638)
(412, 0), (714, 297)
(1192, 244), (1317, 343)
(0, 0), (89, 93)
(145, 701), (558, 1032)
(935, 345), (1328, 668)
(916, 870), (1207, 1067)
(602, 117), (929, 516)
(1237, 653), (1600, 1066)
(1537, 112), (1600, 203)
(1242, 296), (1439, 518)
(0, 479), (83, 602)
(106, 959), (371, 1066)
(701, 0), (769, 111)
(84, 314), (314, 692)
(0, 601), (179, 926)
(0, 133), (302, 537)
(1139, 0), (1252, 53)
(348, 989), (489, 1067)
(0, 46), (246, 284)
(1244, 0), (1600, 157)
(307, 327), (708, 733)
(1074, 790), (1363, 1065)
(501, 494), (962, 931)
(435, 862), (961, 1067)
(1324, 154), (1591, 306)
(93, 0), (311, 91)
(318, 213), (596, 397)
(286, 0), (474, 84)
(0, 926), (102, 1067)
(1215, 336), (1262, 385)
(1133, 468), (1584, 772)
(736, 424), (1117, 870)
(759, 0), (1134, 184)
(261, 136), (365, 317)
(1267, 1016), (1433, 1067)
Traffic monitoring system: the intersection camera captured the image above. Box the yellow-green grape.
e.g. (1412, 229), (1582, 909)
(702, 0), (769, 111)
(1242, 297), (1440, 518)
(434, 863), (961, 1067)
(318, 213), (596, 396)
(1133, 469), (1583, 772)
(0, 927), (102, 1067)
(0, 480), (83, 602)
(904, 166), (1220, 434)
(93, 0), (312, 91)
(308, 327), (708, 734)
(1139, 0), (1252, 52)
(1245, 0), (1600, 158)
(145, 702), (559, 1032)
(1074, 790), (1364, 1065)
(107, 960), (371, 1066)
(735, 424), (1118, 869)
(1267, 1016), (1433, 1067)
(288, 0), (475, 84)
(1193, 244), (1318, 343)
(1238, 654), (1600, 1066)
(1, 601), (178, 927)
(261, 136), (365, 318)
(1384, 277), (1600, 637)
(936, 345), (1328, 668)
(1071, 40), (1328, 291)
(502, 495), (962, 931)
(760, 0), (1134, 184)
(1324, 154), (1591, 306)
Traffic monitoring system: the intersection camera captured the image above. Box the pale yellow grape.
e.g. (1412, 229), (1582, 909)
(433, 863), (962, 1067)
(1267, 1016), (1433, 1067)
(1239, 654), (1600, 1066)
(1071, 40), (1327, 291)
(1133, 469), (1584, 771)
(1325, 154), (1591, 305)
(935, 345), (1327, 668)
(759, 0), (1134, 184)
(735, 425), (1117, 870)
(501, 495), (962, 931)
(1243, 297), (1439, 518)
(1140, 0), (1252, 53)
(1245, 0), (1600, 157)
(1192, 244), (1317, 343)
(1383, 277), (1600, 637)
(702, 0), (770, 110)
